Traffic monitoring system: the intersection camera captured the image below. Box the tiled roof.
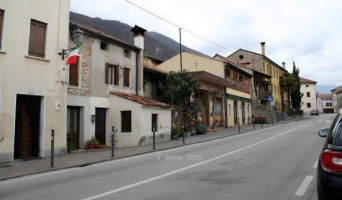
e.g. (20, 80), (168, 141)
(317, 94), (332, 99)
(110, 91), (172, 108)
(214, 54), (253, 76)
(143, 61), (168, 75)
(70, 21), (139, 51)
(300, 77), (317, 84)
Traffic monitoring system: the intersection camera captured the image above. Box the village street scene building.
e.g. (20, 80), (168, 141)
(317, 94), (334, 114)
(0, 0), (70, 163)
(300, 77), (317, 115)
(0, 1), (327, 164)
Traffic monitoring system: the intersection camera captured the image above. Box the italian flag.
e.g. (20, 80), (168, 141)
(66, 45), (81, 65)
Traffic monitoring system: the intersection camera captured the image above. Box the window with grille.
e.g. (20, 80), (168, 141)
(307, 92), (310, 97)
(28, 19), (47, 58)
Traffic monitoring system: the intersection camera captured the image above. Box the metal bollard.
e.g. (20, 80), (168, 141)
(51, 129), (54, 168)
(182, 125), (185, 144)
(153, 123), (156, 150)
(111, 126), (114, 158)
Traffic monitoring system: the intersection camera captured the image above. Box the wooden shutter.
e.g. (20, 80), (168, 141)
(0, 9), (4, 49)
(121, 111), (131, 132)
(69, 57), (79, 86)
(124, 68), (130, 87)
(105, 63), (109, 84)
(28, 19), (47, 58)
(114, 65), (119, 85)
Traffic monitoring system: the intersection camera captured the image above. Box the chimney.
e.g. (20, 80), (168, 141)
(131, 25), (147, 96)
(260, 42), (265, 55)
(131, 25), (146, 49)
(282, 62), (286, 69)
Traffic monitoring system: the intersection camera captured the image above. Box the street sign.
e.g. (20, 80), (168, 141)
(267, 95), (273, 102)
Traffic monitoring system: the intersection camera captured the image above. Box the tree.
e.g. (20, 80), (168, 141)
(291, 62), (302, 110)
(158, 70), (200, 106)
(280, 71), (297, 111)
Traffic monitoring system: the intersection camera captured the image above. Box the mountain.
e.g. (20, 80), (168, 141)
(316, 84), (338, 94)
(70, 12), (207, 61)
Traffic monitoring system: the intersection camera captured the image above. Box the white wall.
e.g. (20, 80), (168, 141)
(300, 83), (317, 115)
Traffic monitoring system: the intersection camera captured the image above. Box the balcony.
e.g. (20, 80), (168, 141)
(226, 78), (251, 94)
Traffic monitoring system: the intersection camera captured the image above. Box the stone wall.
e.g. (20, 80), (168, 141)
(67, 36), (92, 96)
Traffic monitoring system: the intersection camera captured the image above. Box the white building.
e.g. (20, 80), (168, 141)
(0, 1), (70, 163)
(317, 94), (334, 113)
(300, 77), (317, 115)
(67, 22), (172, 149)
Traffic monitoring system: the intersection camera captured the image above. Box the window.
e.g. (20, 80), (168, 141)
(263, 62), (265, 72)
(307, 92), (310, 97)
(124, 49), (131, 57)
(0, 9), (4, 49)
(326, 103), (330, 107)
(306, 85), (309, 87)
(121, 111), (131, 132)
(28, 19), (47, 58)
(307, 103), (311, 108)
(69, 56), (79, 86)
(124, 68), (130, 87)
(226, 69), (231, 79)
(239, 75), (243, 82)
(274, 85), (276, 94)
(152, 114), (158, 132)
(100, 42), (108, 50)
(105, 63), (119, 85)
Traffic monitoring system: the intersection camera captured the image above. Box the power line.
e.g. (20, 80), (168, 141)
(123, 0), (233, 53)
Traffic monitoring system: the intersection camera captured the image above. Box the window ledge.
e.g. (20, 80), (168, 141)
(0, 50), (6, 54)
(68, 85), (81, 89)
(25, 55), (50, 62)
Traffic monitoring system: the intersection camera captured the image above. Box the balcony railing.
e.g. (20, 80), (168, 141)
(227, 78), (251, 94)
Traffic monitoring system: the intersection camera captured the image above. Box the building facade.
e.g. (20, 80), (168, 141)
(300, 77), (317, 115)
(331, 85), (342, 113)
(0, 0), (70, 163)
(227, 42), (286, 112)
(317, 94), (334, 113)
(67, 22), (171, 149)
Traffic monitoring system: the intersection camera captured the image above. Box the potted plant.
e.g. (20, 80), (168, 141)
(196, 123), (207, 135)
(86, 137), (99, 150)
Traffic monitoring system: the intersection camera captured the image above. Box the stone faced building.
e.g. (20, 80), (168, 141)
(228, 42), (287, 112)
(67, 22), (171, 149)
(0, 0), (70, 163)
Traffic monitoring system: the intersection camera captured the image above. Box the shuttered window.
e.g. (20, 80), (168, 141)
(69, 56), (79, 86)
(28, 19), (47, 58)
(124, 68), (130, 87)
(121, 111), (131, 132)
(105, 63), (119, 85)
(0, 9), (4, 49)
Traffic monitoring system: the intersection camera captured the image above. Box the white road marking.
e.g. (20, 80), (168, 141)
(82, 122), (312, 200)
(295, 175), (314, 196)
(326, 120), (332, 123)
(313, 160), (318, 168)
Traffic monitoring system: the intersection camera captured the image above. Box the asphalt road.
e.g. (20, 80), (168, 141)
(0, 114), (335, 200)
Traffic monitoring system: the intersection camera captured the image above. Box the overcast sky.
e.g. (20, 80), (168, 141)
(71, 0), (342, 89)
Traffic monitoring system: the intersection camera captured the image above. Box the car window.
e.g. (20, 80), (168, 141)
(331, 120), (342, 146)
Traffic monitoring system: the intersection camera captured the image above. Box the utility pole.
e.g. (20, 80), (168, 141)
(179, 28), (183, 71)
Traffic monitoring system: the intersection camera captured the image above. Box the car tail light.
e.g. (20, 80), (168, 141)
(321, 150), (342, 173)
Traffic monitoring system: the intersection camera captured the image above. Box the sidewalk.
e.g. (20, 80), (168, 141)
(0, 117), (307, 181)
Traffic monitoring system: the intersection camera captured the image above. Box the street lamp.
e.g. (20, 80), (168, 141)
(58, 27), (84, 60)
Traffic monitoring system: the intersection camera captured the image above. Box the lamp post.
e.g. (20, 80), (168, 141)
(58, 27), (84, 60)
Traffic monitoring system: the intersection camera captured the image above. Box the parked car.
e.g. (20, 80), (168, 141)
(311, 109), (319, 116)
(317, 109), (342, 199)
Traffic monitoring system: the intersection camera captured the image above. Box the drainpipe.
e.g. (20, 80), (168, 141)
(135, 50), (139, 95)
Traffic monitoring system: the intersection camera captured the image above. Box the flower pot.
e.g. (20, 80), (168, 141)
(87, 143), (96, 150)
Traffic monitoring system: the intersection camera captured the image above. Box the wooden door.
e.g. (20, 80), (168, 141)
(95, 108), (106, 145)
(15, 95), (41, 159)
(67, 107), (80, 149)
